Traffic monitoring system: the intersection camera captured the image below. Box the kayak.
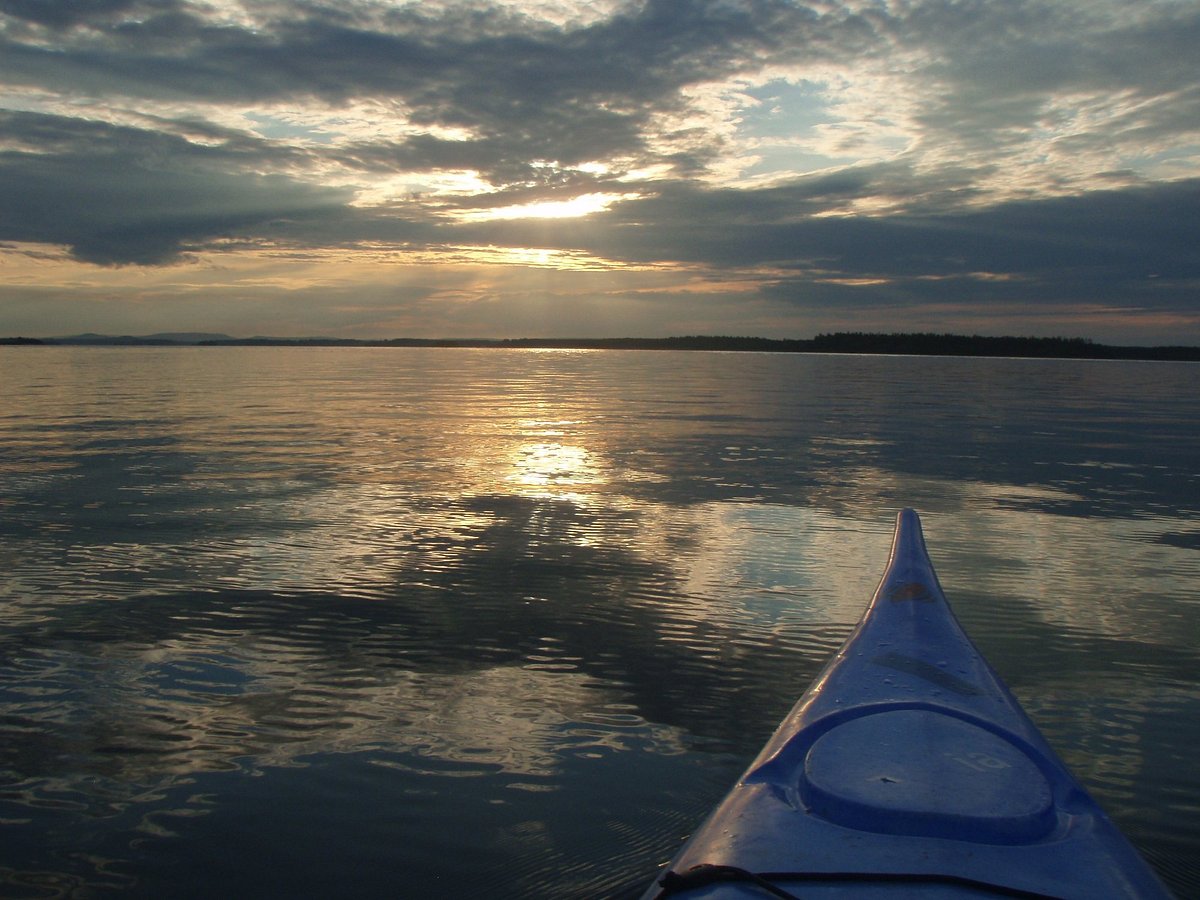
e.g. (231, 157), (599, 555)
(642, 509), (1172, 899)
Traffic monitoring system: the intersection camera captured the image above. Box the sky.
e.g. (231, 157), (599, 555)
(1, 0), (1198, 343)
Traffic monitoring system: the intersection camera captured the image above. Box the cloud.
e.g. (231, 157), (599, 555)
(0, 0), (1198, 338)
(886, 1), (1200, 190)
(0, 0), (146, 29)
(0, 110), (351, 264)
(467, 174), (1200, 320)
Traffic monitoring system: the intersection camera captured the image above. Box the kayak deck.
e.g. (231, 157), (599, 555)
(643, 509), (1171, 899)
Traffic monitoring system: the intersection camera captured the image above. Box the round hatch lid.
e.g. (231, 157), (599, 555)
(801, 709), (1055, 844)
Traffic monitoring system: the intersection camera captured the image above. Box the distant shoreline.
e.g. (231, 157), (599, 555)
(4, 332), (1199, 361)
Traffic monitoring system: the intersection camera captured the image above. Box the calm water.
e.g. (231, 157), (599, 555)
(0, 347), (1197, 898)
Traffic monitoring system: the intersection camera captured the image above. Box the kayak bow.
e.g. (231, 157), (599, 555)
(643, 509), (1172, 899)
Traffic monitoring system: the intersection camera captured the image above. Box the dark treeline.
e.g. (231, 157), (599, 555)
(813, 332), (1100, 356)
(809, 332), (1200, 360)
(6, 333), (1200, 360)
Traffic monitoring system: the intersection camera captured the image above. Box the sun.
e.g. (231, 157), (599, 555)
(461, 192), (640, 222)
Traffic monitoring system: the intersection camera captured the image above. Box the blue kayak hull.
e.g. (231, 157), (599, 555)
(643, 509), (1171, 899)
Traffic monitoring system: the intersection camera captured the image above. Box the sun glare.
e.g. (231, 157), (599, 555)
(461, 192), (639, 222)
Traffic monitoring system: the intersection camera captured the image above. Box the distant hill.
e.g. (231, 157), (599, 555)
(47, 332), (234, 345)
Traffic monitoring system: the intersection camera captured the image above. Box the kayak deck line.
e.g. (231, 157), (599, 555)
(653, 864), (1065, 899)
(642, 509), (1173, 899)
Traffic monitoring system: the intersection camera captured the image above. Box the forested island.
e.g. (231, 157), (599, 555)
(5, 332), (1199, 360)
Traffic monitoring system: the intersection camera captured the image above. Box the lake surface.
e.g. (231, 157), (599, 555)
(0, 347), (1197, 898)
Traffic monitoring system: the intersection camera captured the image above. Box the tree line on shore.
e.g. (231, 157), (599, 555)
(4, 332), (1198, 360)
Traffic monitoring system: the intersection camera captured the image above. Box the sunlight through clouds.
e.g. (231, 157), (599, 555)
(458, 192), (643, 222)
(0, 0), (1197, 341)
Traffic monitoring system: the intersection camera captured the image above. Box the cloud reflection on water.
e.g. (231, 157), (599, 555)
(0, 348), (1197, 896)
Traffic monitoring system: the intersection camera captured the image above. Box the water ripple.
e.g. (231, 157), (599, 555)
(0, 348), (1196, 897)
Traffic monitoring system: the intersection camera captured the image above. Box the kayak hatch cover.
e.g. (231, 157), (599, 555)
(642, 508), (1173, 899)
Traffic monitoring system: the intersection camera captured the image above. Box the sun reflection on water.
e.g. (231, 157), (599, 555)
(508, 442), (599, 491)
(1, 348), (1197, 898)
